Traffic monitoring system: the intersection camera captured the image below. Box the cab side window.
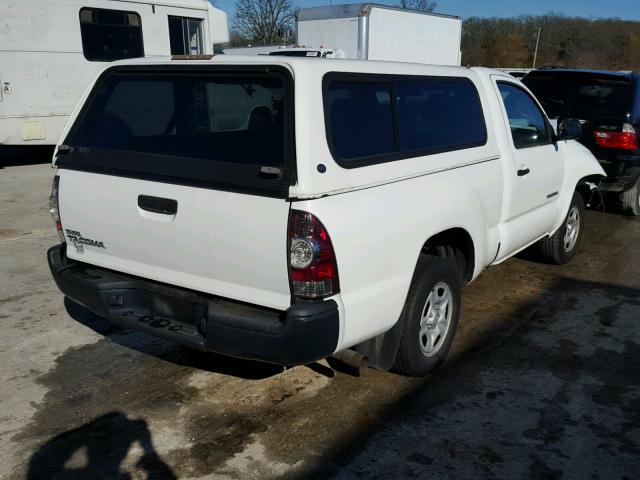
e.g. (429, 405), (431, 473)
(498, 82), (551, 149)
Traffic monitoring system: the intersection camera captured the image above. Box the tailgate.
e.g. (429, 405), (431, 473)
(55, 65), (295, 310)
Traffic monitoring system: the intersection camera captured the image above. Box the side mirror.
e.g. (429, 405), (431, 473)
(558, 118), (582, 141)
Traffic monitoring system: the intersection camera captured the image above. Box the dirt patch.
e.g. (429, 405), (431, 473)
(0, 229), (22, 239)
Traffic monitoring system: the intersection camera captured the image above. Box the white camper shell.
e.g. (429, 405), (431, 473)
(295, 3), (462, 65)
(47, 55), (604, 376)
(0, 0), (229, 146)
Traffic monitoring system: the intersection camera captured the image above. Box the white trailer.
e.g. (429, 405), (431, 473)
(0, 0), (229, 147)
(296, 3), (461, 66)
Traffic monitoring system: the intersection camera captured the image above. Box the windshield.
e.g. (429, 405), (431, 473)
(523, 71), (633, 121)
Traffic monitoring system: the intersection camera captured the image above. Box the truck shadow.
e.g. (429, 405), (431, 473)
(287, 275), (640, 479)
(26, 411), (176, 480)
(56, 274), (639, 479)
(63, 297), (285, 380)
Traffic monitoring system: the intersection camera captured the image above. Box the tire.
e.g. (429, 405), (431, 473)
(620, 177), (640, 216)
(538, 191), (585, 265)
(393, 254), (462, 377)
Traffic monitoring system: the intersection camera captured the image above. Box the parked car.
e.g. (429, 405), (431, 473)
(523, 69), (640, 214)
(47, 56), (604, 376)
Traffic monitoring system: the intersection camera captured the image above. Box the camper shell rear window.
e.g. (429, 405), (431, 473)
(59, 66), (295, 197)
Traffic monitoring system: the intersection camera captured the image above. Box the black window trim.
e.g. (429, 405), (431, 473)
(322, 72), (489, 169)
(496, 80), (555, 151)
(79, 7), (145, 62)
(57, 64), (297, 199)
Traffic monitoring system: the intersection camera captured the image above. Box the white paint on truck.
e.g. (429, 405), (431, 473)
(48, 56), (605, 373)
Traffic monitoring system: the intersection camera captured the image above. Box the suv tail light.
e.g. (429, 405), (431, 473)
(288, 210), (340, 299)
(594, 123), (638, 150)
(49, 176), (65, 243)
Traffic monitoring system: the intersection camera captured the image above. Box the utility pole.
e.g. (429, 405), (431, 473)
(532, 27), (541, 69)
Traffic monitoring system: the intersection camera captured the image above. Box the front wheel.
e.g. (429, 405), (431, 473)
(393, 255), (461, 377)
(538, 191), (585, 265)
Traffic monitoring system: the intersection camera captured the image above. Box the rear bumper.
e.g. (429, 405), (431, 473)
(47, 244), (339, 366)
(598, 158), (640, 192)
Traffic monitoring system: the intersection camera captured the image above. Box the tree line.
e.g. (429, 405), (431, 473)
(231, 0), (640, 71)
(462, 15), (640, 70)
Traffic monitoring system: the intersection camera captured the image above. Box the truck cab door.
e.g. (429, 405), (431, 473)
(494, 79), (564, 260)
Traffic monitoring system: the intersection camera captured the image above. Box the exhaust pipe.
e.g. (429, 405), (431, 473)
(330, 349), (368, 370)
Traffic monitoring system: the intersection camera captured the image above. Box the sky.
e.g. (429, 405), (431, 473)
(215, 0), (640, 23)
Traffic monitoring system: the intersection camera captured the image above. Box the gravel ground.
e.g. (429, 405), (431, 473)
(1, 161), (638, 480)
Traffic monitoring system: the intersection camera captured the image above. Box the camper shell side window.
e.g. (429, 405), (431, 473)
(323, 73), (488, 168)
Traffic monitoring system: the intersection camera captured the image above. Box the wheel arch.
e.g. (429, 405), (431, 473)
(552, 173), (604, 234)
(551, 140), (605, 234)
(420, 227), (476, 285)
(354, 227), (476, 371)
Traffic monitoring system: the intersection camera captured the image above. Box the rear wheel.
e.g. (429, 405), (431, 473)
(538, 191), (584, 264)
(620, 177), (640, 216)
(394, 255), (461, 377)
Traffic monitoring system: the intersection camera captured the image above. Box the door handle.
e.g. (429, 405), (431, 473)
(517, 168), (530, 177)
(138, 195), (178, 215)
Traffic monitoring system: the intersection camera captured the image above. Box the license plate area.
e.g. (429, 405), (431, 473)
(107, 289), (207, 339)
(151, 294), (205, 326)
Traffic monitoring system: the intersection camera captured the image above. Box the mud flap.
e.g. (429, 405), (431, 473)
(354, 308), (405, 371)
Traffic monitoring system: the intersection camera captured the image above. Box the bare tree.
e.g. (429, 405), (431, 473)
(398, 0), (437, 12)
(233, 0), (294, 45)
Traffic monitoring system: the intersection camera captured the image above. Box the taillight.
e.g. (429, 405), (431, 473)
(49, 175), (65, 243)
(594, 123), (638, 150)
(288, 210), (340, 299)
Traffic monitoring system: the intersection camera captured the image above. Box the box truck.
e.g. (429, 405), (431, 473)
(295, 3), (462, 65)
(0, 0), (228, 147)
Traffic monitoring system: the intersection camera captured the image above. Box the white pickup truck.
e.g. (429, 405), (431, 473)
(47, 56), (604, 376)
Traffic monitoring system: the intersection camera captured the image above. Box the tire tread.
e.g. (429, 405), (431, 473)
(538, 191), (584, 264)
(620, 180), (640, 216)
(393, 254), (461, 377)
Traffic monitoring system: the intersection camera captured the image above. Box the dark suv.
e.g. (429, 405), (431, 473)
(523, 69), (640, 214)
